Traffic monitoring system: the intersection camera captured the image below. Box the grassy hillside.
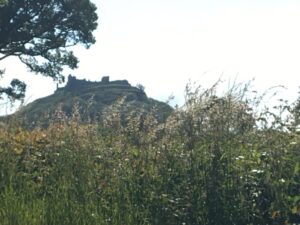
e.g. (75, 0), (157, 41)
(0, 82), (299, 225)
(4, 76), (172, 128)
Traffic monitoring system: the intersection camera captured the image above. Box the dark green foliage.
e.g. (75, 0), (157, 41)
(0, 79), (26, 101)
(0, 0), (98, 100)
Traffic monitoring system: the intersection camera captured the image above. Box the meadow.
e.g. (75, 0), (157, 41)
(0, 82), (299, 225)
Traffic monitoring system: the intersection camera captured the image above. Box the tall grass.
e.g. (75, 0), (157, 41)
(0, 82), (299, 225)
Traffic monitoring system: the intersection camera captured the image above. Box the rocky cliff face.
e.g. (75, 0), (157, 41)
(5, 76), (172, 128)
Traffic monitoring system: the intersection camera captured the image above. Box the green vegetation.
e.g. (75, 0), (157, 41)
(0, 82), (299, 225)
(0, 0), (98, 99)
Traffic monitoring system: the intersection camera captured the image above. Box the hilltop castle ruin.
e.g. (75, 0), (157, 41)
(54, 75), (148, 103)
(56, 75), (134, 93)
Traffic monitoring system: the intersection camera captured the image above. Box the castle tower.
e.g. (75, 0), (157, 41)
(101, 76), (110, 83)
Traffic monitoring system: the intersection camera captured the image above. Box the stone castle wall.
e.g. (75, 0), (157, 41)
(62, 75), (131, 92)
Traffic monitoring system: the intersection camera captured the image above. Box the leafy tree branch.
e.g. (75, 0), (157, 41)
(0, 0), (98, 100)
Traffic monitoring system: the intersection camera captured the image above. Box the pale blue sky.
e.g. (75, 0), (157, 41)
(1, 0), (300, 113)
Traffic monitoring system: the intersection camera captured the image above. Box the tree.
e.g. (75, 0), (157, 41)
(0, 0), (98, 100)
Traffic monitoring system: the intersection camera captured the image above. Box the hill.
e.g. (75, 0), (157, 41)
(4, 76), (173, 128)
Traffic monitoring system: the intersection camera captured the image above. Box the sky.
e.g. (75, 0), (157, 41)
(1, 0), (300, 114)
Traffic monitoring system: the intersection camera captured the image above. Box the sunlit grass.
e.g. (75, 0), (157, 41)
(0, 82), (299, 225)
